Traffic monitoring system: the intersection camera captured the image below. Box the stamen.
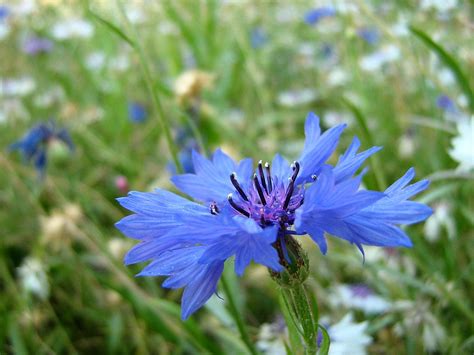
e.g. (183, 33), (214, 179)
(289, 196), (304, 211)
(210, 202), (219, 215)
(230, 172), (249, 201)
(253, 173), (267, 206)
(265, 162), (272, 193)
(283, 177), (295, 210)
(228, 193), (250, 217)
(258, 160), (268, 194)
(260, 213), (265, 225)
(311, 174), (318, 181)
(290, 161), (300, 182)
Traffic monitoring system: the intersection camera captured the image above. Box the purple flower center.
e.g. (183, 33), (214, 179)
(222, 161), (305, 227)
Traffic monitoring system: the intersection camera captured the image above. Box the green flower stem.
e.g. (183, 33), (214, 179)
(221, 274), (259, 355)
(281, 284), (320, 355)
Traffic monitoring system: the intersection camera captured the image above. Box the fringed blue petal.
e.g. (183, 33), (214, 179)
(297, 114), (346, 184)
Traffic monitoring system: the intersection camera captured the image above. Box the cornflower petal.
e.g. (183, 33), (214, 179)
(333, 136), (382, 183)
(296, 167), (431, 252)
(297, 112), (346, 184)
(172, 149), (252, 202)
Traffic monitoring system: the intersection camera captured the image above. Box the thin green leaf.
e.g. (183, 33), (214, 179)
(8, 322), (29, 355)
(87, 9), (136, 48)
(410, 26), (474, 112)
(317, 324), (330, 355)
(306, 288), (319, 328)
(342, 98), (387, 190)
(279, 291), (304, 354)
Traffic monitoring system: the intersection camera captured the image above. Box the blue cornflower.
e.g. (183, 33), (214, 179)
(0, 6), (9, 21)
(9, 121), (74, 177)
(22, 36), (54, 55)
(436, 94), (457, 113)
(128, 102), (148, 123)
(304, 7), (336, 25)
(357, 27), (380, 45)
(250, 27), (268, 49)
(116, 112), (431, 319)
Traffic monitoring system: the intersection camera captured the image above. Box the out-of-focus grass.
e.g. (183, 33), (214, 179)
(1, 1), (473, 354)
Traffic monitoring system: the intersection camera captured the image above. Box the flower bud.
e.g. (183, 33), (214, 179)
(269, 234), (309, 288)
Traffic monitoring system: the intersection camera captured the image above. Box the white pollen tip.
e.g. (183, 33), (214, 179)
(258, 159), (263, 165)
(264, 162), (270, 168)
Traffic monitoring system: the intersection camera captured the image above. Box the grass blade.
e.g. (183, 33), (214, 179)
(410, 26), (474, 111)
(342, 98), (387, 190)
(87, 9), (136, 48)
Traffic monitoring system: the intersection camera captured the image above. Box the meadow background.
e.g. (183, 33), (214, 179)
(1, 0), (473, 354)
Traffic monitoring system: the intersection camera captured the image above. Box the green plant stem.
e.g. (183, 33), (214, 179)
(281, 285), (319, 355)
(220, 274), (259, 355)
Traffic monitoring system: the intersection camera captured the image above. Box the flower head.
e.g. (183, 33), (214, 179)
(17, 257), (49, 300)
(250, 27), (268, 49)
(356, 27), (380, 45)
(9, 121), (74, 177)
(116, 112), (431, 319)
(127, 102), (147, 123)
(304, 7), (336, 25)
(22, 36), (54, 55)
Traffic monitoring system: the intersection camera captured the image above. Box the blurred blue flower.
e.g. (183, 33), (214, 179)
(304, 7), (336, 25)
(0, 5), (9, 20)
(357, 27), (380, 45)
(128, 102), (147, 123)
(436, 94), (457, 113)
(116, 112), (431, 319)
(22, 36), (54, 55)
(9, 121), (74, 177)
(250, 27), (268, 49)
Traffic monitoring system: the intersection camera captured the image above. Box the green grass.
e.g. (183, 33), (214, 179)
(1, 1), (473, 354)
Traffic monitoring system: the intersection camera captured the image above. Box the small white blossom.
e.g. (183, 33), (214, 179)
(330, 284), (391, 315)
(421, 0), (457, 12)
(449, 116), (474, 171)
(0, 77), (36, 97)
(359, 45), (401, 72)
(51, 18), (94, 40)
(256, 322), (286, 355)
(17, 257), (49, 300)
(424, 202), (456, 241)
(85, 51), (106, 71)
(328, 313), (372, 355)
(277, 88), (317, 107)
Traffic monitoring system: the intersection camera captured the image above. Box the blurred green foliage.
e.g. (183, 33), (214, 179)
(0, 0), (473, 354)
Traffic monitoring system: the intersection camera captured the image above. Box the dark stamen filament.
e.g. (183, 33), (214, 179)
(284, 161), (300, 209)
(230, 172), (249, 201)
(283, 178), (295, 209)
(253, 173), (267, 205)
(289, 196), (304, 211)
(290, 161), (300, 182)
(228, 193), (250, 217)
(265, 162), (272, 193)
(258, 160), (268, 194)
